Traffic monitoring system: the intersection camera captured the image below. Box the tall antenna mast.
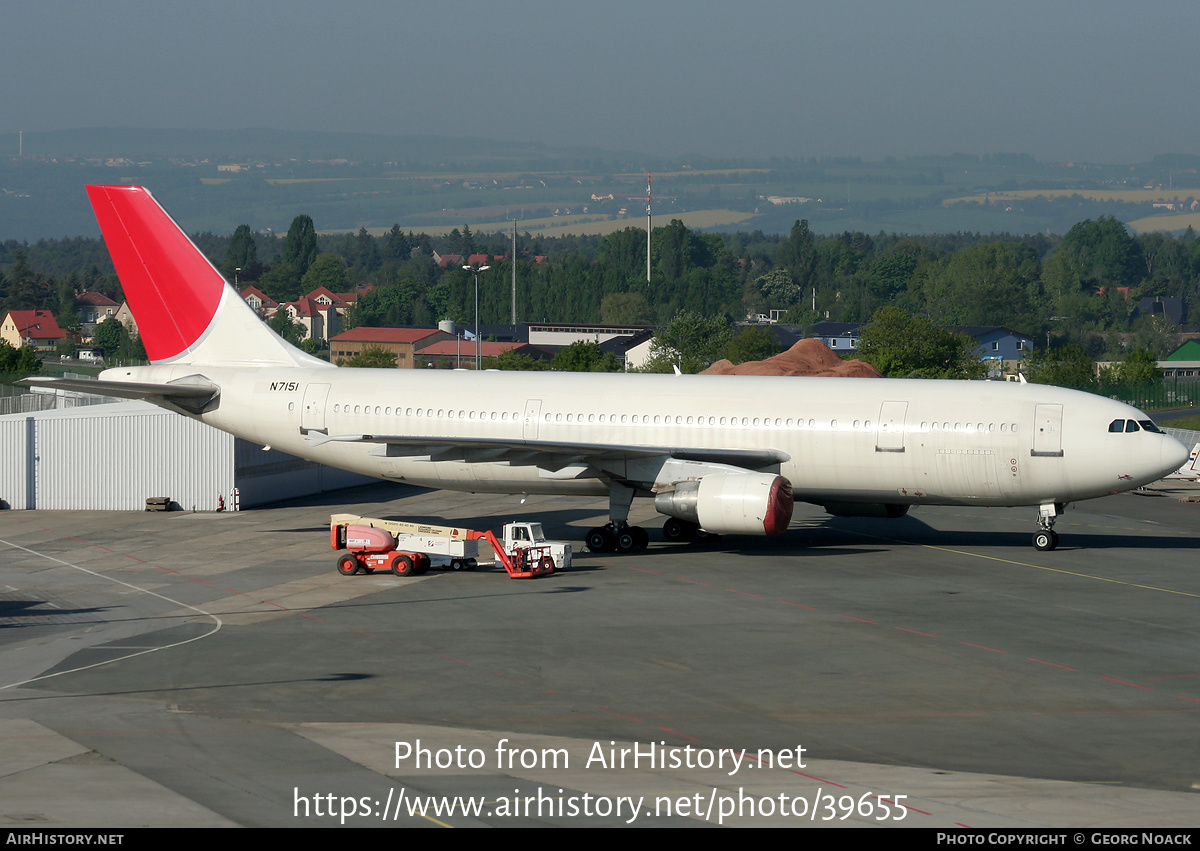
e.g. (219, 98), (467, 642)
(646, 172), (652, 283)
(511, 218), (517, 324)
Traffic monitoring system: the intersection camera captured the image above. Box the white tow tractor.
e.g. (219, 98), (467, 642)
(330, 514), (571, 579)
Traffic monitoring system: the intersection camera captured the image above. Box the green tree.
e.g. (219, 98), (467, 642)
(224, 225), (260, 281)
(268, 310), (307, 345)
(281, 215), (318, 278)
(753, 268), (799, 309)
(301, 254), (351, 294)
(1022, 344), (1095, 386)
(341, 346), (396, 368)
(640, 312), (733, 374)
(92, 316), (125, 357)
(779, 219), (817, 292)
(600, 292), (650, 324)
(856, 306), (984, 379)
(0, 339), (40, 375)
(918, 241), (1038, 328)
(259, 260), (301, 302)
(722, 326), (781, 364)
(550, 341), (623, 372)
(1115, 347), (1162, 383)
(489, 349), (548, 371)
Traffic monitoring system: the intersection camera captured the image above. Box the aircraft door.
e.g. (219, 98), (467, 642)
(876, 401), (908, 453)
(1032, 404), (1064, 457)
(302, 383), (331, 434)
(523, 399), (542, 440)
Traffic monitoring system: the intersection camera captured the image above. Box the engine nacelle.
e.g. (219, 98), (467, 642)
(655, 472), (793, 536)
(820, 502), (910, 519)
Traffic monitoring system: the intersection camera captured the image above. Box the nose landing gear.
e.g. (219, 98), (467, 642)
(1033, 502), (1065, 551)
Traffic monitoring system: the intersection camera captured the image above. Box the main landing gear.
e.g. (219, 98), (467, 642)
(1033, 502), (1065, 551)
(587, 482), (650, 553)
(586, 522), (650, 553)
(662, 517), (721, 544)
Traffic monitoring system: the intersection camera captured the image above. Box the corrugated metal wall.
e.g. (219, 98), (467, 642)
(0, 416), (33, 509)
(1, 402), (374, 511)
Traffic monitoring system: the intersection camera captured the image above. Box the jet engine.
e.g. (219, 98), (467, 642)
(655, 472), (793, 536)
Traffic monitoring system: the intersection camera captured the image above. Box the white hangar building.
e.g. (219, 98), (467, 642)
(1, 400), (374, 511)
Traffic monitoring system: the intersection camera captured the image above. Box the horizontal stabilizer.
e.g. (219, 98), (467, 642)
(17, 376), (219, 412)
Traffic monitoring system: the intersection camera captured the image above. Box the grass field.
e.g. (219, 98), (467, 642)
(322, 209), (756, 238)
(945, 188), (1199, 205)
(1127, 212), (1200, 233)
(1165, 414), (1200, 430)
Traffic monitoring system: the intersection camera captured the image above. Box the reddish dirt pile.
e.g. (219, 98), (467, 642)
(702, 338), (882, 378)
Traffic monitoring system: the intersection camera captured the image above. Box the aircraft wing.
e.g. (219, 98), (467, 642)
(307, 432), (788, 476)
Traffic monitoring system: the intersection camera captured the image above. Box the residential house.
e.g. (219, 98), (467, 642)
(2, 310), (66, 351)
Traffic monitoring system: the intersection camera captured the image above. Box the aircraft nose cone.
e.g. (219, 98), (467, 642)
(1163, 434), (1190, 476)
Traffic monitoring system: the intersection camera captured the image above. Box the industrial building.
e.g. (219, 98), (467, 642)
(0, 400), (373, 511)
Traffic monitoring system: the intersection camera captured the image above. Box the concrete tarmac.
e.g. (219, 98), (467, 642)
(2, 481), (1199, 828)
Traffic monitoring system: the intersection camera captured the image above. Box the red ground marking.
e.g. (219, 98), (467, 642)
(660, 727), (699, 741)
(837, 614), (877, 624)
(675, 578), (707, 585)
(792, 771), (846, 789)
(627, 566), (659, 574)
(189, 577), (215, 585)
(725, 589), (764, 598)
(1177, 695), (1200, 703)
(1029, 657), (1076, 671)
(960, 641), (1005, 653)
(598, 706), (643, 722)
(780, 601), (818, 610)
(1101, 676), (1152, 690)
(896, 627), (938, 637)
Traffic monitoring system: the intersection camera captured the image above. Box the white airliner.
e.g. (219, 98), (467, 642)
(23, 186), (1189, 553)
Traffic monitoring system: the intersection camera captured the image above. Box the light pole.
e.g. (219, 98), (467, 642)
(463, 264), (490, 369)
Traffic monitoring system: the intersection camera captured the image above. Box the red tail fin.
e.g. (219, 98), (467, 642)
(87, 185), (225, 362)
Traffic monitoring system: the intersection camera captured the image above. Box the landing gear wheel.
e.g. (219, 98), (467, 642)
(632, 526), (649, 551)
(1033, 530), (1058, 551)
(336, 553), (360, 576)
(694, 528), (721, 544)
(390, 554), (416, 576)
(616, 528), (638, 553)
(587, 526), (615, 553)
(662, 518), (693, 543)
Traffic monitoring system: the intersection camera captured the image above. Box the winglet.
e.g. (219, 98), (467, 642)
(87, 186), (225, 362)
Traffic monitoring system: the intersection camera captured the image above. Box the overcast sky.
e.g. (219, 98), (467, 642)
(5, 0), (1198, 162)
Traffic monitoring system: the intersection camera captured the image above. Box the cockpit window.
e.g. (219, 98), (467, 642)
(1125, 420), (1141, 433)
(1139, 420), (1163, 434)
(1109, 419), (1125, 433)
